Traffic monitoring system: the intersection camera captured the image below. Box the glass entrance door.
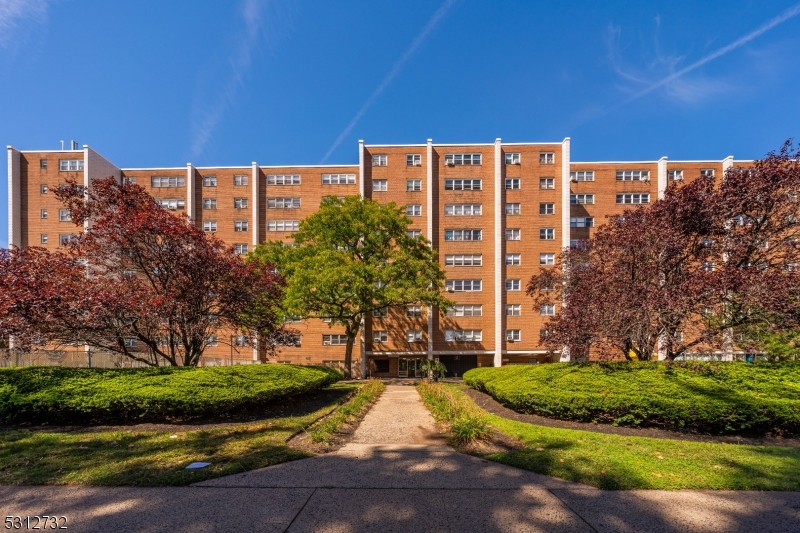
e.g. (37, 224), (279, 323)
(398, 358), (422, 378)
(398, 358), (408, 377)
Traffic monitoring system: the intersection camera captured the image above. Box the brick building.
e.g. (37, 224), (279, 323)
(6, 139), (746, 375)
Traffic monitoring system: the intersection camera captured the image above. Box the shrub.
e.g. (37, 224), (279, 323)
(464, 362), (800, 436)
(0, 364), (341, 424)
(309, 379), (385, 443)
(417, 381), (490, 443)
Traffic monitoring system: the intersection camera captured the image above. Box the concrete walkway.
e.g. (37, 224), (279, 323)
(2, 385), (799, 532)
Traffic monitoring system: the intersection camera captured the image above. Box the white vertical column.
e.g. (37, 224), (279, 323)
(358, 140), (365, 198)
(186, 164), (196, 223)
(427, 138), (434, 361)
(560, 137), (571, 362)
(494, 138), (503, 368)
(722, 156), (734, 176)
(358, 140), (366, 377)
(7, 147), (21, 249)
(251, 162), (259, 248)
(657, 156), (668, 200)
(83, 147), (91, 233)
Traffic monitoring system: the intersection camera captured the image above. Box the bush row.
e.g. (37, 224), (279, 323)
(417, 381), (490, 443)
(463, 362), (800, 436)
(0, 364), (341, 424)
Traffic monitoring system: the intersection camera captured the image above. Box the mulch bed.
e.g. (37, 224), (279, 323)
(462, 387), (800, 448)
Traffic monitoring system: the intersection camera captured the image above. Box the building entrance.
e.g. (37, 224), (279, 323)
(398, 358), (423, 378)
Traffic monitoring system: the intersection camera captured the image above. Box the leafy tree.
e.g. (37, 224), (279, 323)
(529, 141), (800, 361)
(251, 196), (452, 378)
(0, 177), (287, 366)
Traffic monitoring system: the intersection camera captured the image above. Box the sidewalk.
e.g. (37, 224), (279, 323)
(2, 385), (799, 532)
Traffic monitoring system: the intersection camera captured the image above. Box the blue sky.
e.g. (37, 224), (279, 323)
(2, 0), (800, 247)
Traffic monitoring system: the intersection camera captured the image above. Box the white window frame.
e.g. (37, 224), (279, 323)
(234, 244), (249, 254)
(202, 175), (217, 187)
(505, 254), (521, 266)
(203, 198), (217, 210)
(40, 234), (48, 244)
(406, 154), (422, 166)
(505, 229), (521, 241)
(59, 159), (84, 171)
(372, 330), (388, 343)
(540, 304), (556, 316)
(616, 193), (650, 204)
(234, 175), (248, 186)
(505, 304), (522, 316)
(322, 173), (356, 185)
(445, 279), (482, 292)
(372, 154), (388, 166)
(268, 197), (301, 209)
(700, 168), (715, 177)
(406, 179), (422, 192)
(406, 330), (423, 342)
(444, 204), (482, 216)
(444, 254), (482, 266)
(444, 330), (482, 342)
(40, 209), (48, 219)
(540, 253), (555, 266)
(59, 209), (71, 222)
(234, 197), (248, 209)
(506, 279), (521, 291)
(323, 334), (349, 346)
(540, 203), (555, 215)
(267, 220), (300, 232)
(203, 221), (217, 232)
(570, 171), (594, 182)
(267, 174), (301, 185)
(570, 194), (595, 205)
(444, 229), (482, 241)
(406, 305), (422, 317)
(615, 170), (650, 182)
(444, 153), (482, 166)
(669, 169), (684, 181)
(505, 178), (521, 190)
(444, 179), (482, 191)
(152, 176), (186, 188)
(570, 217), (594, 228)
(372, 180), (388, 192)
(540, 178), (555, 189)
(406, 204), (422, 217)
(446, 304), (482, 317)
(234, 220), (248, 232)
(506, 329), (521, 341)
(156, 199), (185, 210)
(539, 152), (555, 164)
(540, 228), (555, 240)
(406, 230), (421, 238)
(505, 152), (521, 165)
(505, 203), (520, 215)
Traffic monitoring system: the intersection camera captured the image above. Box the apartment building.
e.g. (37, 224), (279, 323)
(6, 139), (743, 376)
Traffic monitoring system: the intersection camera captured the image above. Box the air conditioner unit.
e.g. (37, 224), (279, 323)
(445, 160), (454, 166)
(570, 176), (578, 182)
(413, 162), (421, 166)
(641, 176), (650, 182)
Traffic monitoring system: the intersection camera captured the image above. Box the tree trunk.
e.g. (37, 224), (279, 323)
(343, 321), (360, 379)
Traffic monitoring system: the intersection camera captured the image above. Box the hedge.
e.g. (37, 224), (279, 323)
(464, 362), (800, 436)
(0, 364), (341, 424)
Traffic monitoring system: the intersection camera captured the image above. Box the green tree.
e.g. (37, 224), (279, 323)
(251, 196), (452, 378)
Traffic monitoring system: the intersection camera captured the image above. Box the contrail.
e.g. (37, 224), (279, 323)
(320, 0), (459, 163)
(579, 3), (800, 125)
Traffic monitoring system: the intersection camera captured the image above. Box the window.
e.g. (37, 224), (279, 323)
(59, 234), (78, 246)
(267, 174), (301, 185)
(406, 306), (422, 317)
(40, 159), (48, 169)
(444, 254), (482, 266)
(445, 330), (482, 342)
(283, 314), (302, 324)
(444, 153), (481, 166)
(570, 171), (594, 182)
(540, 203), (555, 215)
(40, 234), (48, 244)
(406, 330), (422, 342)
(235, 244), (249, 254)
(203, 198), (217, 210)
(234, 198), (248, 209)
(444, 179), (482, 190)
(203, 175), (217, 187)
(203, 221), (217, 232)
(505, 203), (520, 215)
(540, 329), (551, 340)
(372, 330), (388, 343)
(234, 335), (249, 347)
(407, 154), (422, 166)
(40, 209), (48, 219)
(156, 199), (185, 210)
(669, 169), (684, 181)
(570, 217), (594, 228)
(540, 178), (555, 189)
(372, 154), (387, 166)
(787, 262), (798, 273)
(268, 197), (301, 208)
(122, 176), (136, 185)
(406, 205), (422, 216)
(615, 170), (649, 181)
(506, 329), (521, 341)
(406, 230), (421, 238)
(505, 153), (521, 165)
(323, 335), (349, 346)
(616, 193), (650, 204)
(406, 179), (422, 191)
(505, 229), (521, 240)
(123, 269), (137, 279)
(445, 204), (482, 216)
(702, 261), (715, 272)
(539, 152), (555, 164)
(447, 304), (483, 317)
(372, 180), (388, 192)
(505, 254), (521, 266)
(570, 194), (595, 205)
(152, 176), (185, 187)
(268, 220), (300, 232)
(701, 238), (714, 247)
(540, 304), (556, 316)
(322, 173), (356, 185)
(203, 335), (218, 347)
(570, 240), (585, 248)
(230, 174), (248, 187)
(445, 279), (482, 292)
(279, 334), (302, 347)
(506, 304), (521, 316)
(40, 184), (48, 194)
(59, 160), (84, 171)
(505, 178), (521, 190)
(372, 307), (388, 318)
(540, 253), (555, 265)
(700, 169), (715, 177)
(506, 279), (521, 291)
(59, 209), (71, 222)
(444, 229), (482, 241)
(234, 221), (248, 232)
(540, 228), (555, 240)
(123, 338), (137, 348)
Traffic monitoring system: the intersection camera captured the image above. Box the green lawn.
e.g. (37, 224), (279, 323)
(464, 362), (800, 436)
(0, 382), (381, 486)
(423, 383), (800, 490)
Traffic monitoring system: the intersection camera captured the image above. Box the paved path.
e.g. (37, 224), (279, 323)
(2, 385), (799, 532)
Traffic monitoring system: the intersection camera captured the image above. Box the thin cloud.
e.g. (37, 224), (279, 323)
(578, 3), (800, 126)
(0, 0), (51, 60)
(320, 0), (459, 163)
(189, 0), (291, 158)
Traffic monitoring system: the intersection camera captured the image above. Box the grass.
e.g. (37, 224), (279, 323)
(464, 362), (800, 436)
(417, 381), (491, 443)
(0, 364), (341, 424)
(308, 379), (385, 443)
(0, 382), (371, 486)
(438, 383), (800, 490)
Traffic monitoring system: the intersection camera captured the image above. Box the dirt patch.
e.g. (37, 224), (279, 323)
(463, 387), (800, 448)
(0, 387), (354, 434)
